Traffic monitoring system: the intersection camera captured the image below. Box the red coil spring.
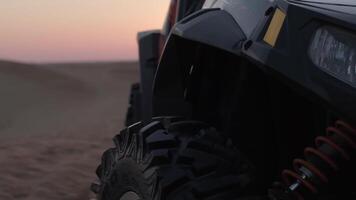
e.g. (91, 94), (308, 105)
(282, 120), (356, 200)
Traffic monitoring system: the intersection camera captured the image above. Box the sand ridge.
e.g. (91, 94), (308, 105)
(0, 61), (139, 200)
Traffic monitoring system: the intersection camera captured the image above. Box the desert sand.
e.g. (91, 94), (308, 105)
(0, 61), (139, 200)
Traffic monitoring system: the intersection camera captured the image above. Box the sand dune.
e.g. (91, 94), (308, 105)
(0, 61), (139, 200)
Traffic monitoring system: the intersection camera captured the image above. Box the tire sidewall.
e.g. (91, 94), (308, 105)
(102, 158), (153, 200)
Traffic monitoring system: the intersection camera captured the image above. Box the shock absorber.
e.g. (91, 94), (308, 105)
(270, 120), (356, 200)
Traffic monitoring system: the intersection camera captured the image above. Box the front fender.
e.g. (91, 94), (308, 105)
(172, 9), (246, 55)
(152, 9), (246, 117)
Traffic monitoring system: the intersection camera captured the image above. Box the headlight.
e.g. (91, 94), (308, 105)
(309, 26), (356, 87)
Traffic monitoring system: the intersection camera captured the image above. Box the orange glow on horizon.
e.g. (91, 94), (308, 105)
(0, 0), (170, 63)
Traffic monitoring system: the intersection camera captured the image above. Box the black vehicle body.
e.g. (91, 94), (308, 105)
(154, 0), (356, 122)
(98, 1), (356, 199)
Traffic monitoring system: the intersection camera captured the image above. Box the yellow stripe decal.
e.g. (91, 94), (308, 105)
(263, 8), (286, 47)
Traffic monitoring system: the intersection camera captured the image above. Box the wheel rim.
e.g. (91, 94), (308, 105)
(120, 191), (140, 200)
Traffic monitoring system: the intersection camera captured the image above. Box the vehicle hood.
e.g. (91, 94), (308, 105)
(291, 0), (356, 16)
(295, 0), (356, 6)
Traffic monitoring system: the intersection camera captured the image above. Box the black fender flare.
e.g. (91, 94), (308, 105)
(152, 9), (246, 117)
(173, 9), (246, 55)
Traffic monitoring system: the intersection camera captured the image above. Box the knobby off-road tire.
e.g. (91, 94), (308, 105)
(92, 118), (256, 200)
(125, 83), (142, 127)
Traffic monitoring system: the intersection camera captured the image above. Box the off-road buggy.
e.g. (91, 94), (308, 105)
(92, 1), (356, 199)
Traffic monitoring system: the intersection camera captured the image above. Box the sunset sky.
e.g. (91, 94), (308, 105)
(0, 0), (170, 63)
